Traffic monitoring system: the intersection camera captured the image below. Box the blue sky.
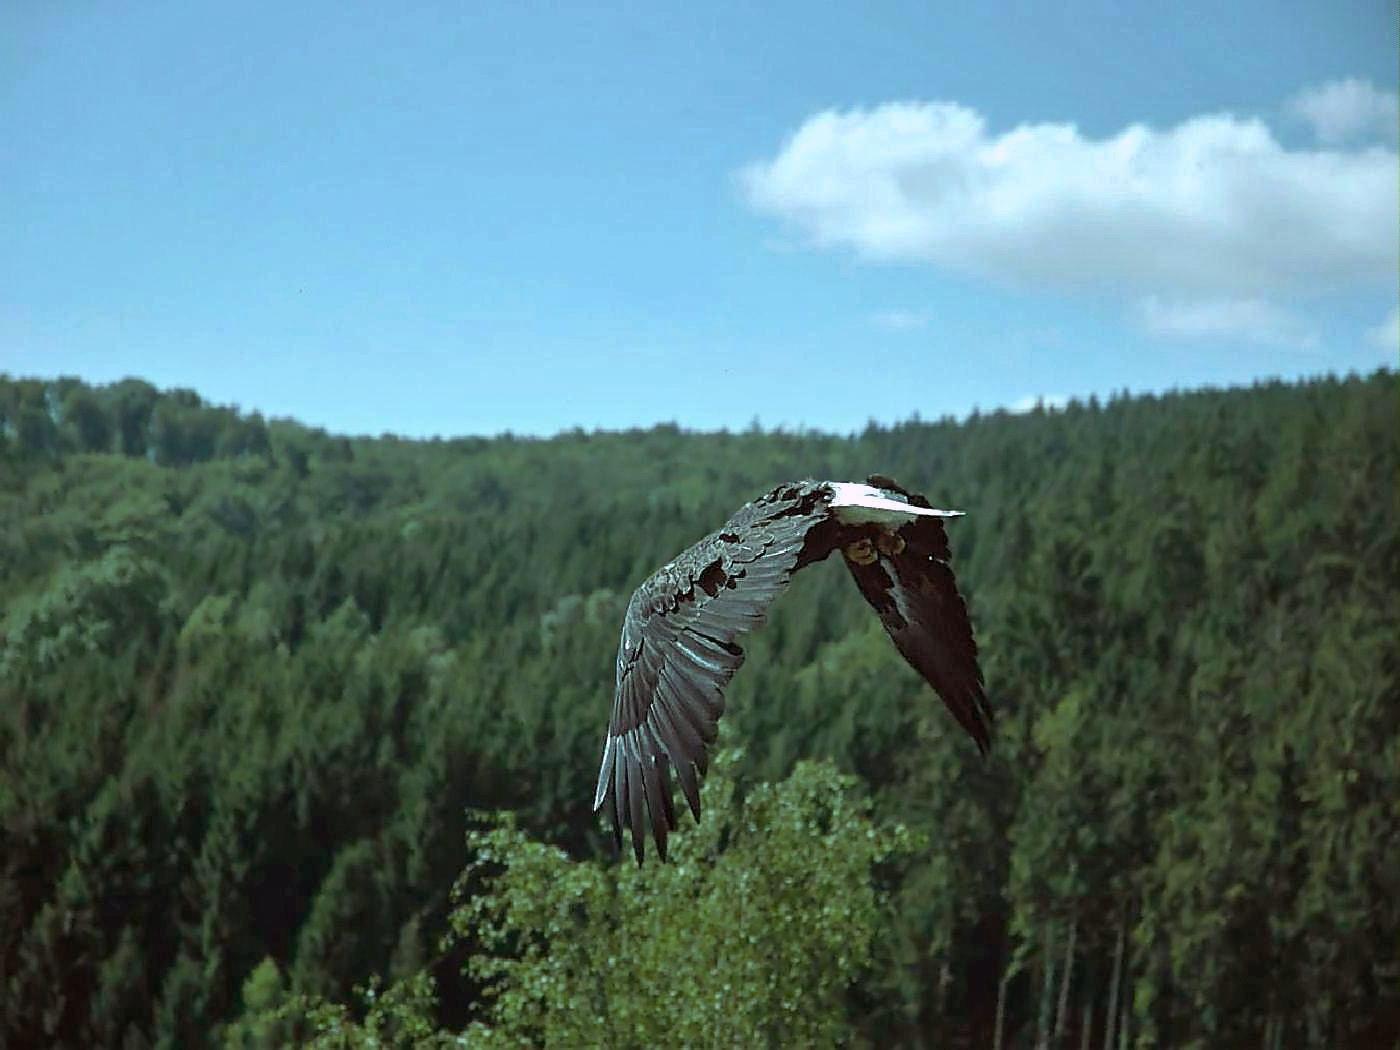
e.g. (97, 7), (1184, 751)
(2, 1), (1396, 437)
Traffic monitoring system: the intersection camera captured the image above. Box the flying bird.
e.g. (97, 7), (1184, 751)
(592, 475), (990, 863)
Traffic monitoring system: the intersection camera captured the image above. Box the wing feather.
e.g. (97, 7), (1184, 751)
(843, 515), (992, 754)
(648, 693), (703, 819)
(594, 482), (830, 861)
(626, 744), (647, 864)
(639, 729), (671, 861)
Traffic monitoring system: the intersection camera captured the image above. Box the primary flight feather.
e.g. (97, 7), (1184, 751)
(592, 475), (990, 863)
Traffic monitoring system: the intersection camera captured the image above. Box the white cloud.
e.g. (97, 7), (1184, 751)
(1137, 296), (1318, 347)
(1290, 79), (1399, 145)
(1007, 394), (1069, 414)
(741, 99), (1398, 303)
(1367, 306), (1399, 350)
(871, 308), (930, 331)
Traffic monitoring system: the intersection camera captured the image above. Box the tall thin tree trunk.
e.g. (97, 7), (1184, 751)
(1104, 915), (1125, 1050)
(1037, 922), (1057, 1050)
(1080, 1000), (1092, 1050)
(1055, 911), (1078, 1042)
(994, 957), (1014, 1050)
(937, 959), (951, 1024)
(1117, 969), (1131, 1050)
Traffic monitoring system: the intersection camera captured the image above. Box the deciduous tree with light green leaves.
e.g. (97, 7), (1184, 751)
(457, 755), (914, 1048)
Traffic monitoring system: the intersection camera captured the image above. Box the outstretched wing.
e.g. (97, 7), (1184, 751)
(842, 485), (992, 754)
(593, 483), (830, 863)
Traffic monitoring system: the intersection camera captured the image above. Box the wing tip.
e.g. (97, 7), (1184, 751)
(971, 719), (993, 757)
(966, 684), (995, 756)
(592, 734), (616, 812)
(610, 734), (685, 867)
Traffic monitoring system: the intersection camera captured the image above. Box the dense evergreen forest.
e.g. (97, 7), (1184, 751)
(1, 370), (1396, 1048)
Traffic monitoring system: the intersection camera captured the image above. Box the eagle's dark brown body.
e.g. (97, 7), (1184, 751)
(593, 476), (989, 863)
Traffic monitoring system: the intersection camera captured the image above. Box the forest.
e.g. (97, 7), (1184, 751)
(1, 369), (1396, 1048)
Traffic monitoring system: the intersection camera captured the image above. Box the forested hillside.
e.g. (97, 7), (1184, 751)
(2, 371), (1396, 1048)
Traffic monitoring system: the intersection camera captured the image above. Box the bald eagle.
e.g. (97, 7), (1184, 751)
(592, 475), (990, 863)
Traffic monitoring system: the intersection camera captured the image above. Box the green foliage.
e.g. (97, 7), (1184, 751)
(457, 756), (913, 1047)
(1, 545), (171, 680)
(227, 970), (453, 1050)
(222, 958), (294, 1048)
(1, 369), (1397, 1048)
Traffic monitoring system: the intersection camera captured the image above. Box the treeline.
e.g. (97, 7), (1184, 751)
(1, 370), (1396, 1047)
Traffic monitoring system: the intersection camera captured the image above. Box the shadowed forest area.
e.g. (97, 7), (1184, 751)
(1, 370), (1396, 1048)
